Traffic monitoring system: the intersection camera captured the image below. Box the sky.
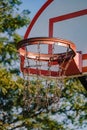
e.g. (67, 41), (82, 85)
(18, 0), (46, 36)
(21, 0), (46, 19)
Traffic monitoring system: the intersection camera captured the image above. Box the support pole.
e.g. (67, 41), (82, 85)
(78, 76), (87, 91)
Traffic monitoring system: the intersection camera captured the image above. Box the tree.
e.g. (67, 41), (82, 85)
(0, 0), (30, 73)
(54, 78), (87, 130)
(0, 68), (23, 130)
(0, 0), (87, 130)
(0, 69), (87, 129)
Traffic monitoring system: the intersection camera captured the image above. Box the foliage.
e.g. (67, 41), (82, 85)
(0, 68), (23, 129)
(0, 0), (30, 73)
(0, 69), (87, 129)
(0, 0), (30, 34)
(55, 78), (87, 130)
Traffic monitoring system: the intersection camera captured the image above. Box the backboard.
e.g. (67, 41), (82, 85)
(19, 0), (87, 78)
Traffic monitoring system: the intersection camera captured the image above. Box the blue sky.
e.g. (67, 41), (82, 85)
(21, 0), (46, 19)
(18, 0), (46, 36)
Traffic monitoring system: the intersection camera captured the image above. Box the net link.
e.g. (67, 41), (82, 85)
(22, 42), (74, 113)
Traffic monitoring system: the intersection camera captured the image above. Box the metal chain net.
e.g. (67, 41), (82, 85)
(22, 43), (73, 113)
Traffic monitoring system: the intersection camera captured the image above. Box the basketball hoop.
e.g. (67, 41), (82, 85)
(17, 37), (76, 113)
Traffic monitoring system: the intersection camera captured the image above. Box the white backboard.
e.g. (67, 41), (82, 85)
(24, 0), (87, 54)
(21, 0), (87, 76)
